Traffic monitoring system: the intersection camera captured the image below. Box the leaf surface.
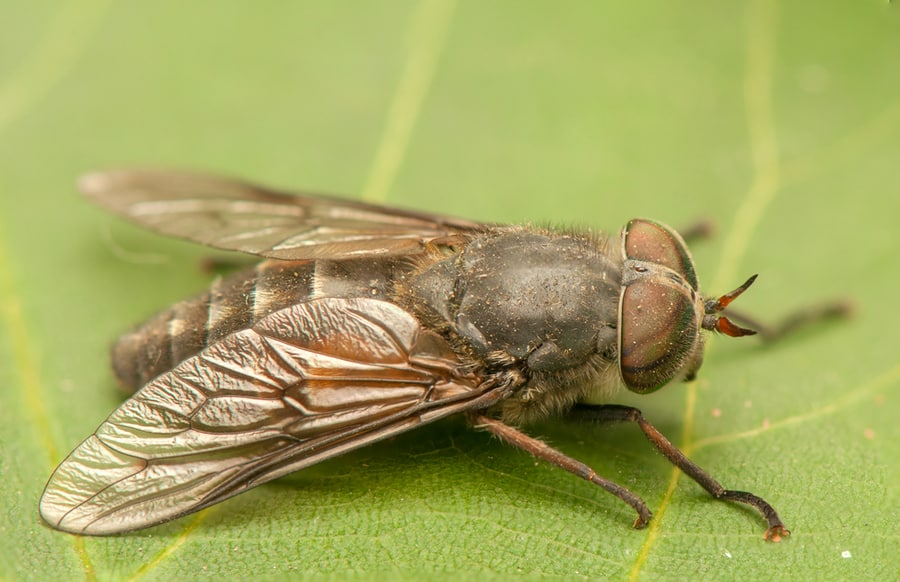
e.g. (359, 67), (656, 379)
(1, 0), (897, 579)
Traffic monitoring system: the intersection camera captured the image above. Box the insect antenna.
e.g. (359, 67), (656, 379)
(702, 274), (758, 337)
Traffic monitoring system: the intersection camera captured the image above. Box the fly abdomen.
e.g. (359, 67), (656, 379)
(110, 292), (209, 392)
(110, 257), (407, 391)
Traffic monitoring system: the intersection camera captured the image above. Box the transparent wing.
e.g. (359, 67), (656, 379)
(80, 170), (486, 260)
(40, 297), (493, 535)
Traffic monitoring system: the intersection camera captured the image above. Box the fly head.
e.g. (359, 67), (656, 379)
(617, 219), (757, 393)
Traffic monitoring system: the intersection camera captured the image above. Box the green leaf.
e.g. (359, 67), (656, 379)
(2, 0), (897, 579)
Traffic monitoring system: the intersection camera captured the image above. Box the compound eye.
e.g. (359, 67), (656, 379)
(619, 279), (698, 393)
(624, 219), (698, 289)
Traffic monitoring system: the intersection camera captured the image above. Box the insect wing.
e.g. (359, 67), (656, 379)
(40, 297), (489, 535)
(80, 170), (486, 260)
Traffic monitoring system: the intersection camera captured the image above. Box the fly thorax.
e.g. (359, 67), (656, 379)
(439, 230), (622, 373)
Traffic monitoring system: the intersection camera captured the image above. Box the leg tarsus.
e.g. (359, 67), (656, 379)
(569, 404), (789, 541)
(724, 299), (854, 343)
(678, 219), (716, 244)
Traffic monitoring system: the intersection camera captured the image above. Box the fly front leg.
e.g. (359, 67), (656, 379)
(677, 219), (716, 244)
(723, 300), (853, 343)
(469, 413), (654, 528)
(568, 404), (789, 541)
(675, 219), (852, 342)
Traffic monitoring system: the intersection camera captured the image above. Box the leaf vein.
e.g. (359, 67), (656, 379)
(360, 0), (457, 203)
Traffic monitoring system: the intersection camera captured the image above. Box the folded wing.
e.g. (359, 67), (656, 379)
(40, 297), (490, 535)
(80, 170), (485, 259)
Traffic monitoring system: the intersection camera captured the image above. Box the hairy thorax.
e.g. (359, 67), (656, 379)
(398, 227), (626, 423)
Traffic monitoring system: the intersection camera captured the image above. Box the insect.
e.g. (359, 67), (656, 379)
(40, 170), (833, 539)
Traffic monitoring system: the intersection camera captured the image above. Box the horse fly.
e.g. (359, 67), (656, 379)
(40, 170), (845, 538)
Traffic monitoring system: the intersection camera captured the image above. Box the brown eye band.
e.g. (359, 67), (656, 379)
(624, 219), (698, 290)
(619, 279), (697, 393)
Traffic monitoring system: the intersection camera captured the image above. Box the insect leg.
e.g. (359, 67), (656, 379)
(677, 219), (716, 244)
(568, 404), (789, 541)
(469, 413), (653, 528)
(197, 254), (256, 274)
(723, 300), (853, 343)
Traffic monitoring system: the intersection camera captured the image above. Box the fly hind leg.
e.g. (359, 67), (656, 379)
(470, 413), (654, 529)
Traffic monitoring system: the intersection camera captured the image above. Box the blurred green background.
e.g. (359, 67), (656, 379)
(1, 1), (897, 579)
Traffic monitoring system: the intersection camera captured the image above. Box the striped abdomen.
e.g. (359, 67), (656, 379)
(111, 257), (410, 391)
